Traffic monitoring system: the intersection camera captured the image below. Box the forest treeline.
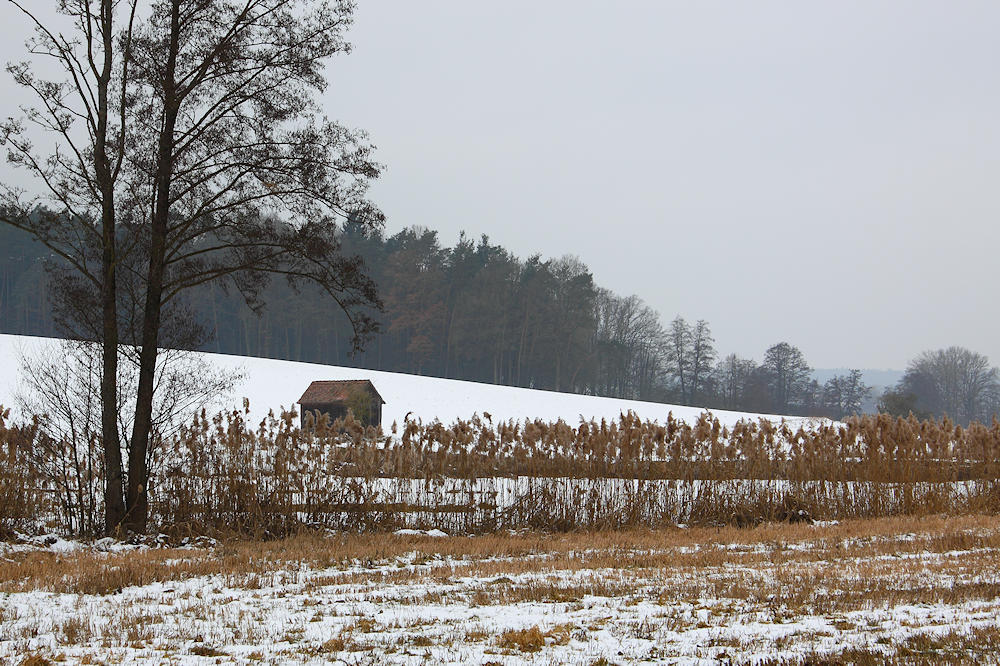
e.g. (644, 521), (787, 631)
(2, 222), (999, 423)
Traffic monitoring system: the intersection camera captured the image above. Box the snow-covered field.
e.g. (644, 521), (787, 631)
(3, 515), (1000, 664)
(5, 334), (999, 664)
(0, 333), (805, 430)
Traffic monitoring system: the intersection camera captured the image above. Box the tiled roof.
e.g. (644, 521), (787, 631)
(298, 380), (385, 405)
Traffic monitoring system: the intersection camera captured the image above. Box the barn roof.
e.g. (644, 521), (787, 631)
(298, 380), (385, 405)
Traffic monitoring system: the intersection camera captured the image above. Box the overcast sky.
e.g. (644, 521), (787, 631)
(2, 1), (998, 370)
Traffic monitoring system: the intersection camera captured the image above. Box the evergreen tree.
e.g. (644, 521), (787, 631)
(822, 369), (871, 419)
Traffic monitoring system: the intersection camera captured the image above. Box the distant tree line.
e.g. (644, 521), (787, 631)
(3, 222), (999, 423)
(878, 347), (1000, 426)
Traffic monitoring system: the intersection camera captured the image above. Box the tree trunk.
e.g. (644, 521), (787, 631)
(100, 211), (125, 534)
(94, 0), (126, 535)
(125, 0), (180, 534)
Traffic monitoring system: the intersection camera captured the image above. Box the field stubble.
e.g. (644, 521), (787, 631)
(2, 515), (1000, 663)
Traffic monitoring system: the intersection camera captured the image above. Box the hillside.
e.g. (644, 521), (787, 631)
(1, 225), (876, 420)
(0, 333), (806, 429)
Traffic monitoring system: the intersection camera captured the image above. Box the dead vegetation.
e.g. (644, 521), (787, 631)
(4, 403), (1000, 537)
(0, 408), (43, 538)
(3, 515), (1000, 663)
(1, 514), (998, 595)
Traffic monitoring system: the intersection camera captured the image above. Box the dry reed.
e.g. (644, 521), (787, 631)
(0, 406), (45, 537)
(5, 404), (1000, 536)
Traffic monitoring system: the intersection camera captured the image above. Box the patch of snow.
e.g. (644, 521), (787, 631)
(393, 528), (449, 538)
(12, 533), (82, 553)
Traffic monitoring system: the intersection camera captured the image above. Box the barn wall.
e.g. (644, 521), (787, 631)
(300, 400), (385, 428)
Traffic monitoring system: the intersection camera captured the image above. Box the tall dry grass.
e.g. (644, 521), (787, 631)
(7, 404), (1000, 536)
(147, 408), (1000, 535)
(0, 406), (46, 536)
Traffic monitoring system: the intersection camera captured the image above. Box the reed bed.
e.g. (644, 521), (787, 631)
(0, 407), (44, 537)
(3, 403), (1000, 537)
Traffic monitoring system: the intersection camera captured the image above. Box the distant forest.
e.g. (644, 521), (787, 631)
(3, 222), (998, 423)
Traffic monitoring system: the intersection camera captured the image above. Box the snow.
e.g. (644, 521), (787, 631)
(1, 332), (997, 663)
(3, 523), (1000, 664)
(0, 333), (811, 430)
(393, 529), (449, 538)
(1, 534), (82, 555)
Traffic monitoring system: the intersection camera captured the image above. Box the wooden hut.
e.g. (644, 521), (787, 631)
(299, 379), (385, 426)
(297, 380), (385, 429)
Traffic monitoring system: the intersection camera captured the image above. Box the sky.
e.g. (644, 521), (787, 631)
(1, 1), (998, 370)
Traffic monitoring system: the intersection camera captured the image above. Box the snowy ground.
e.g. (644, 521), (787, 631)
(3, 515), (1000, 664)
(6, 335), (990, 664)
(0, 333), (813, 430)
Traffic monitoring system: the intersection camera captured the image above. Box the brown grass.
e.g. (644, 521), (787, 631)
(497, 625), (545, 652)
(4, 516), (1000, 664)
(1, 513), (998, 595)
(17, 657), (51, 666)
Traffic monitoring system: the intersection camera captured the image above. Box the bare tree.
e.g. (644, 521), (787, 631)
(592, 291), (665, 400)
(0, 0), (139, 533)
(119, 0), (383, 531)
(665, 316), (716, 405)
(713, 353), (756, 411)
(2, 0), (383, 534)
(16, 341), (103, 535)
(687, 319), (716, 405)
(762, 342), (812, 414)
(898, 347), (999, 425)
(666, 316), (692, 404)
(16, 339), (240, 535)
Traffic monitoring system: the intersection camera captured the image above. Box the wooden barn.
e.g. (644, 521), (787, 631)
(297, 380), (385, 429)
